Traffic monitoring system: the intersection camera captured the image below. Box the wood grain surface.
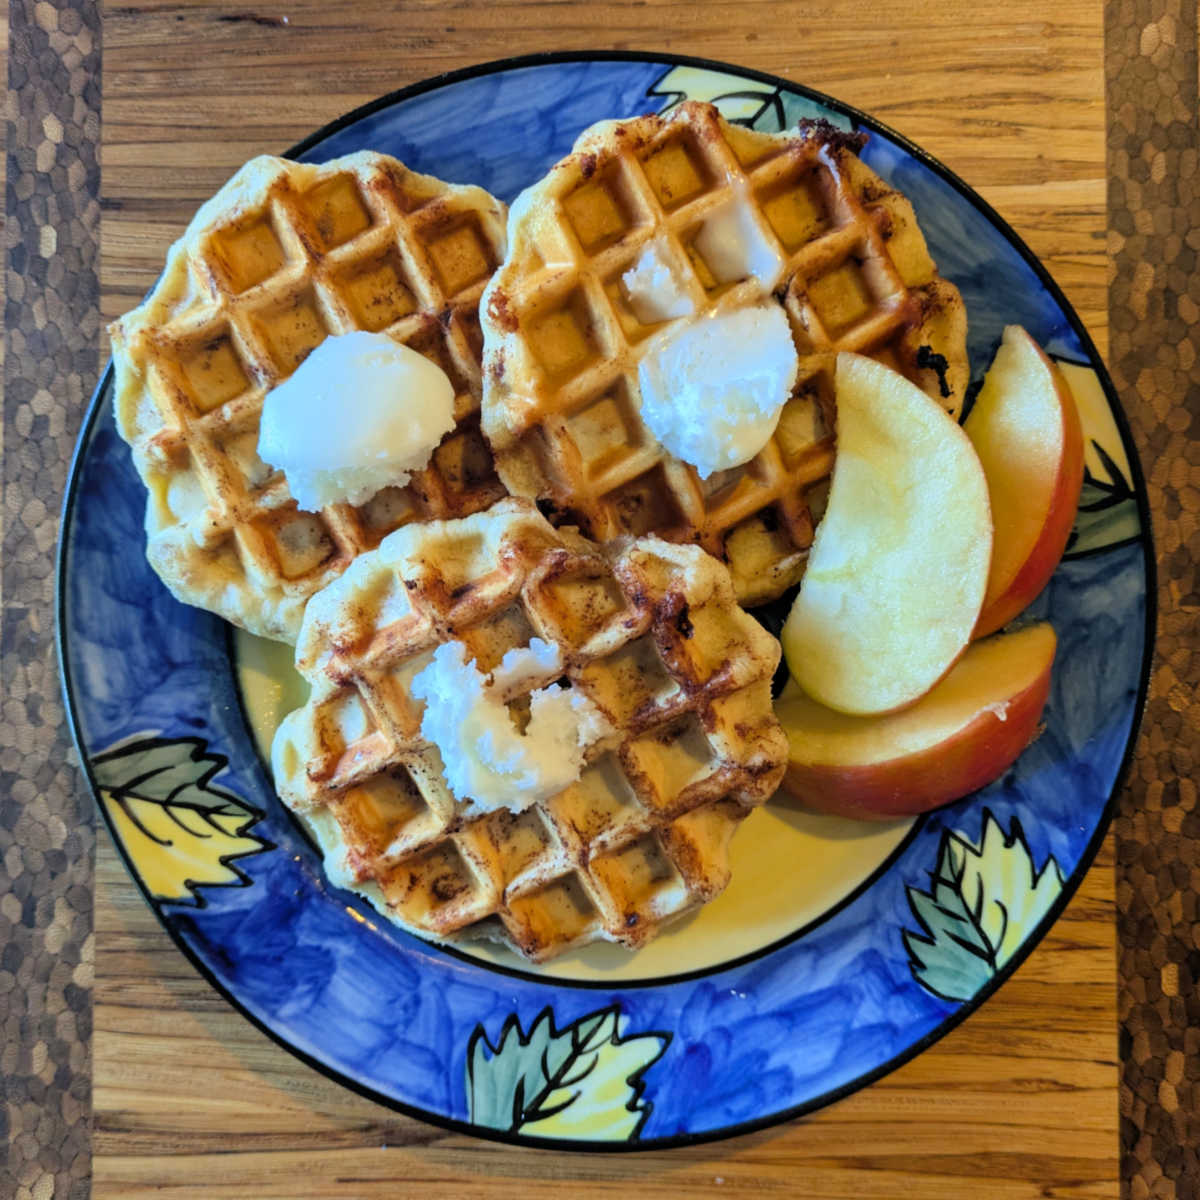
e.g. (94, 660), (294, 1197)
(96, 2), (1118, 1195)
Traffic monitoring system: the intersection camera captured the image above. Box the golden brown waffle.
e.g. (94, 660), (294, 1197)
(110, 151), (509, 642)
(480, 103), (969, 605)
(271, 498), (786, 961)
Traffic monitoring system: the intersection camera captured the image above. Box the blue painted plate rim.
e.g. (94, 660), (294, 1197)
(55, 50), (1156, 1150)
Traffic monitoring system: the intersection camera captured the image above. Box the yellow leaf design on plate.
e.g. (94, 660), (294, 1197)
(91, 735), (270, 904)
(467, 1005), (670, 1141)
(904, 810), (1064, 1003)
(1056, 360), (1131, 489)
(946, 812), (1064, 967)
(647, 65), (777, 123)
(1054, 359), (1141, 556)
(646, 65), (854, 135)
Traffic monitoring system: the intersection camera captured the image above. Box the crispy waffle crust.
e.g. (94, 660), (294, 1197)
(272, 497), (787, 962)
(480, 103), (969, 605)
(110, 151), (509, 642)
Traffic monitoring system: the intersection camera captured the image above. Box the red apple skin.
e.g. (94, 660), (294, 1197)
(970, 335), (1085, 639)
(776, 624), (1056, 820)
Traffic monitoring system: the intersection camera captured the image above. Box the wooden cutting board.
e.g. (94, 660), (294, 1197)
(94, 2), (1118, 1195)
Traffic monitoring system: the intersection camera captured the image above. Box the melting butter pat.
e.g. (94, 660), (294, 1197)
(693, 199), (785, 292)
(411, 638), (614, 812)
(621, 238), (696, 324)
(258, 330), (455, 511)
(637, 303), (799, 478)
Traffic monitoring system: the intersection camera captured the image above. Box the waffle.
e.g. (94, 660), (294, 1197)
(110, 151), (509, 642)
(480, 103), (969, 606)
(271, 498), (787, 961)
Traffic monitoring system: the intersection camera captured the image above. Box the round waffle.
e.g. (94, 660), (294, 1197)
(480, 103), (969, 605)
(271, 498), (787, 962)
(110, 151), (509, 642)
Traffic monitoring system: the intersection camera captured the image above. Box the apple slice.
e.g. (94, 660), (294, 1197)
(966, 326), (1084, 638)
(782, 353), (993, 716)
(776, 622), (1056, 820)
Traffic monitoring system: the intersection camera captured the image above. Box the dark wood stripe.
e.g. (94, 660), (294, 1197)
(1104, 0), (1200, 1194)
(1, 1), (101, 1195)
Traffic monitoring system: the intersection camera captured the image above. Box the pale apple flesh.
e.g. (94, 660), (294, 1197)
(775, 622), (1056, 820)
(966, 325), (1084, 639)
(782, 353), (993, 716)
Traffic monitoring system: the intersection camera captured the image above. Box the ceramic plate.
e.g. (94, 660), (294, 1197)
(58, 53), (1153, 1148)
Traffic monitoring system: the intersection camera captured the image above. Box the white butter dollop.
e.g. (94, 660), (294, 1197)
(411, 639), (614, 812)
(637, 303), (799, 478)
(258, 330), (455, 511)
(621, 238), (696, 324)
(693, 201), (785, 292)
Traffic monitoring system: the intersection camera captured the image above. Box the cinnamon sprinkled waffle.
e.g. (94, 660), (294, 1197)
(271, 498), (786, 961)
(480, 103), (968, 605)
(110, 151), (508, 642)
